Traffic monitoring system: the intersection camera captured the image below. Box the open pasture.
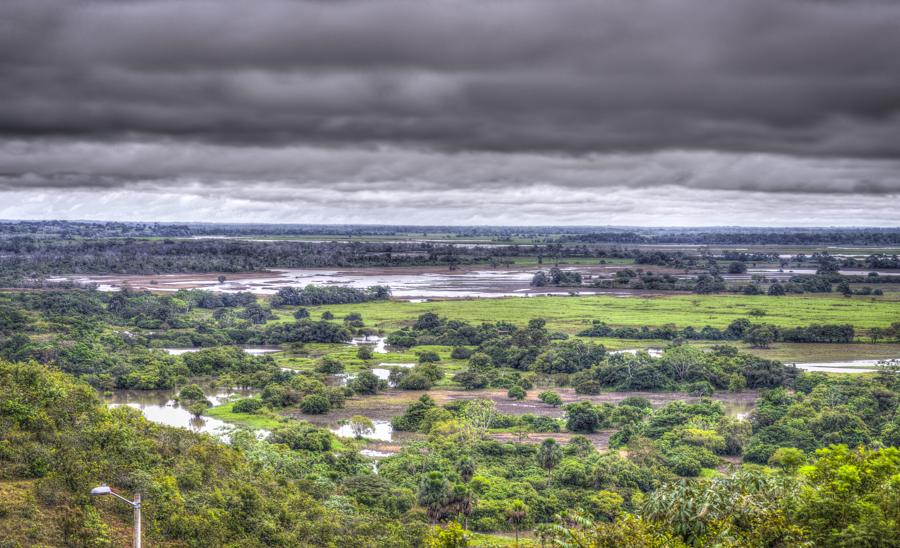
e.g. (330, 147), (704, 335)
(279, 293), (899, 334)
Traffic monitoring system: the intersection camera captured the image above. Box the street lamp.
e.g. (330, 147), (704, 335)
(90, 483), (141, 548)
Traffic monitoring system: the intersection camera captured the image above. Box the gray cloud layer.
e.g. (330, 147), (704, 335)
(0, 0), (899, 224)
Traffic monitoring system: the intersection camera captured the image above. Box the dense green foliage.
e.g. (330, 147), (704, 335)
(579, 318), (856, 343)
(0, 275), (897, 546)
(571, 345), (797, 393)
(0, 361), (427, 546)
(0, 289), (360, 389)
(271, 285), (390, 306)
(744, 370), (900, 464)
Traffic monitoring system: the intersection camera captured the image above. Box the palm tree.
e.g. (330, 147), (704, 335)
(418, 471), (450, 524)
(507, 499), (529, 547)
(450, 483), (476, 530)
(533, 523), (552, 548)
(537, 438), (562, 487)
(456, 456), (476, 483)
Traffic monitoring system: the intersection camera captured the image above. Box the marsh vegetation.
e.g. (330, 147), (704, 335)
(1, 225), (898, 546)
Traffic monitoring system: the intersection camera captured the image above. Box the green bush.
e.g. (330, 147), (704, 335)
(178, 383), (206, 402)
(398, 372), (433, 390)
(508, 385), (526, 400)
(349, 370), (383, 395)
(664, 444), (719, 476)
(450, 347), (472, 359)
(271, 422), (333, 451)
(553, 459), (590, 487)
(417, 351), (441, 363)
(687, 381), (714, 397)
(316, 356), (344, 374)
(538, 391), (563, 407)
(768, 447), (805, 471)
(618, 396), (652, 409)
(727, 373), (747, 392)
(565, 401), (605, 433)
(300, 393), (331, 414)
(415, 362), (444, 382)
(521, 415), (561, 432)
(231, 398), (263, 413)
(452, 370), (488, 390)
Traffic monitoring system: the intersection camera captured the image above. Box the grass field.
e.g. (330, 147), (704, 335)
(274, 293), (899, 335)
(563, 338), (899, 362)
(204, 402), (288, 430)
(744, 342), (900, 363)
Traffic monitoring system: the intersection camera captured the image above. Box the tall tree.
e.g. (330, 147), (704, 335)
(537, 438), (563, 486)
(450, 483), (476, 530)
(418, 472), (451, 524)
(507, 499), (529, 547)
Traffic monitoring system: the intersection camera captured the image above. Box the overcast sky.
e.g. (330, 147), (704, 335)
(1, 0), (898, 226)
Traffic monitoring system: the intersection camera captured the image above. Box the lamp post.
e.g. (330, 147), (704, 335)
(90, 484), (141, 548)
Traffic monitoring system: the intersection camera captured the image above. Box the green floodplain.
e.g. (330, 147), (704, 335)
(1, 227), (899, 546)
(270, 292), (900, 332)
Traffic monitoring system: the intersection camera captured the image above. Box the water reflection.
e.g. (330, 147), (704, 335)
(331, 363), (416, 386)
(74, 267), (634, 298)
(609, 348), (664, 358)
(360, 449), (395, 458)
(793, 359), (892, 374)
(722, 399), (756, 421)
(722, 268), (900, 282)
(349, 336), (387, 354)
(330, 420), (393, 441)
(162, 346), (281, 356)
(104, 384), (267, 440)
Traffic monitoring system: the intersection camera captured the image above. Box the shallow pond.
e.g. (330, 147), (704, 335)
(609, 348), (664, 358)
(792, 359), (895, 374)
(215, 268), (554, 298)
(67, 267), (639, 298)
(330, 362), (416, 386)
(104, 384), (267, 439)
(330, 420), (394, 441)
(722, 399), (756, 421)
(723, 268), (900, 281)
(360, 449), (395, 458)
(349, 335), (388, 354)
(161, 346), (281, 356)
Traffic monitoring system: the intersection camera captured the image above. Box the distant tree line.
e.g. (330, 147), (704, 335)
(578, 319), (859, 344)
(4, 220), (897, 245)
(0, 239), (651, 281)
(569, 228), (900, 246)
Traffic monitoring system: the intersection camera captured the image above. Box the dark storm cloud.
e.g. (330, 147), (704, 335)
(0, 0), (898, 224)
(2, 140), (899, 195)
(2, 0), (900, 157)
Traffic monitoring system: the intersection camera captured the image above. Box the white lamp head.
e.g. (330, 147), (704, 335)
(90, 484), (112, 496)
